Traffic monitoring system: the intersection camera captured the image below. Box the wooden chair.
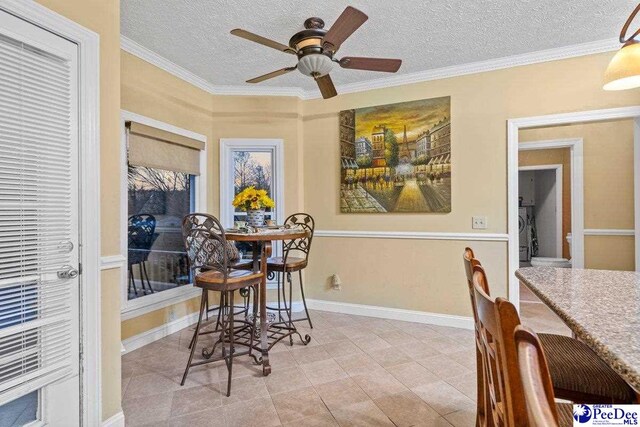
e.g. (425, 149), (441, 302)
(463, 248), (489, 427)
(463, 249), (634, 407)
(180, 214), (263, 396)
(472, 266), (573, 427)
(515, 325), (560, 427)
(267, 213), (315, 329)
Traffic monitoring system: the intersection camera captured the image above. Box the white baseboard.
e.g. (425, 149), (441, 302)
(121, 311), (200, 354)
(306, 299), (473, 330)
(121, 302), (306, 354)
(102, 411), (125, 427)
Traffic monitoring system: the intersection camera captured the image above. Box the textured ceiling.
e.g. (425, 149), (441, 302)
(121, 0), (635, 91)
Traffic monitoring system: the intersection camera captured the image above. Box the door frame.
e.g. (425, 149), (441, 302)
(507, 106), (640, 309)
(519, 138), (585, 264)
(0, 0), (102, 425)
(518, 164), (564, 258)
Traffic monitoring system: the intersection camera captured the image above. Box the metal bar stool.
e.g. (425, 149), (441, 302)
(180, 213), (262, 396)
(127, 214), (157, 296)
(267, 213), (315, 329)
(183, 217), (254, 349)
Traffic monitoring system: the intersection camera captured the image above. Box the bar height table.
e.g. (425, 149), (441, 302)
(226, 228), (311, 375)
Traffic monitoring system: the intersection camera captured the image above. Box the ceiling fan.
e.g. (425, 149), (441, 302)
(230, 6), (402, 99)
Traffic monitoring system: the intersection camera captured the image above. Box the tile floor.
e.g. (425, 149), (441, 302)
(122, 310), (479, 427)
(519, 283), (571, 336)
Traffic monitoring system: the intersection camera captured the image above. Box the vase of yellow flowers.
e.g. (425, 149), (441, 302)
(232, 186), (275, 227)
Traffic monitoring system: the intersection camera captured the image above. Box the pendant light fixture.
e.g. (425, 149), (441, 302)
(603, 3), (640, 91)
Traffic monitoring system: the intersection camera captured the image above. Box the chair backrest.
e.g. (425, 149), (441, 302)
(181, 213), (229, 278)
(515, 325), (559, 427)
(463, 248), (486, 346)
(472, 265), (527, 427)
(463, 248), (490, 427)
(282, 213), (315, 262)
(128, 214), (156, 250)
(463, 247), (475, 283)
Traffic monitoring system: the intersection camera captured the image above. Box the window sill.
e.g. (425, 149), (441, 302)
(121, 285), (202, 321)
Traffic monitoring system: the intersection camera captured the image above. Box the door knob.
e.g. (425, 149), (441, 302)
(57, 266), (79, 279)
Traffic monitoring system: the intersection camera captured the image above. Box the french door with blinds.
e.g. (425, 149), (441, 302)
(0, 9), (81, 426)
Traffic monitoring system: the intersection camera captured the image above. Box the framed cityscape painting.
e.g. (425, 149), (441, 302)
(339, 96), (451, 213)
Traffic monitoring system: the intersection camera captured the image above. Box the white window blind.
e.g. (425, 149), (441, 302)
(0, 32), (78, 405)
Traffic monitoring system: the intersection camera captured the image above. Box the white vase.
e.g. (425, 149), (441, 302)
(246, 209), (265, 227)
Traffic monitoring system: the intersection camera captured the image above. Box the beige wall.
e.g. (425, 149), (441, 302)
(34, 0), (122, 421)
(120, 52), (305, 340)
(519, 148), (572, 258)
(302, 52), (639, 315)
(521, 120), (635, 270)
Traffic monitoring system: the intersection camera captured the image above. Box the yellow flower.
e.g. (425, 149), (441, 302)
(232, 186), (275, 211)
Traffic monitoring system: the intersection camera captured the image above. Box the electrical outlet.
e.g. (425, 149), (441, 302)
(331, 274), (342, 290)
(472, 216), (487, 229)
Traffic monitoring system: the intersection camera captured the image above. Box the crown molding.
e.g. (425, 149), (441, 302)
(120, 35), (304, 98)
(302, 38), (619, 99)
(121, 35), (619, 100)
(211, 84), (305, 98)
(121, 35), (217, 94)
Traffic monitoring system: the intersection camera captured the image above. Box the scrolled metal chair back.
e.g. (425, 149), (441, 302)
(182, 213), (229, 277)
(282, 213), (315, 261)
(128, 214), (156, 250)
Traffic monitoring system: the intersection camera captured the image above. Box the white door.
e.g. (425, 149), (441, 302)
(0, 9), (80, 426)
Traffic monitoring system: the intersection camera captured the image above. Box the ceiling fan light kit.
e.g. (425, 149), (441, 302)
(298, 54), (334, 77)
(604, 3), (640, 91)
(230, 6), (403, 99)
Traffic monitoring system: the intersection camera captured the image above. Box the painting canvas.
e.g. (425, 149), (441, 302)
(340, 96), (451, 213)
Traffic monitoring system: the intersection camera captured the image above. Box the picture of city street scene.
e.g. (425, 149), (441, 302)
(340, 97), (451, 213)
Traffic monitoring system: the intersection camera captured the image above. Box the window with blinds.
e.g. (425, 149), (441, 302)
(125, 121), (204, 302)
(0, 31), (79, 406)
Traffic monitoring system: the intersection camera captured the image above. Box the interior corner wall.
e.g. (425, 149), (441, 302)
(120, 51), (305, 341)
(300, 52), (640, 317)
(34, 0), (122, 421)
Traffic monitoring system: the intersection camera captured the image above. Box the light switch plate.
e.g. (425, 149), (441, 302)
(472, 216), (487, 229)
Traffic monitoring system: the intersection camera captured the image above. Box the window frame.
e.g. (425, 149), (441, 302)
(220, 139), (285, 287)
(120, 111), (207, 320)
(219, 139), (285, 229)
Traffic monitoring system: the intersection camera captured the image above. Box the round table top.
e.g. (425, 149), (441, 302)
(225, 228), (308, 242)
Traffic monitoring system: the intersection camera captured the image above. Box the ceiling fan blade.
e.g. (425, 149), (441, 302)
(339, 57), (402, 73)
(322, 6), (368, 52)
(246, 66), (297, 83)
(231, 29), (296, 54)
(315, 74), (337, 99)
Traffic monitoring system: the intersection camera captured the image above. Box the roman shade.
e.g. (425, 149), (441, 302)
(126, 122), (205, 175)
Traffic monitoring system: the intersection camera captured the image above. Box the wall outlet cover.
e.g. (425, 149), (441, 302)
(472, 216), (488, 229)
(331, 274), (341, 290)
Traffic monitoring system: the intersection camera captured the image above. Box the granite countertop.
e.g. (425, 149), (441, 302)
(516, 267), (640, 390)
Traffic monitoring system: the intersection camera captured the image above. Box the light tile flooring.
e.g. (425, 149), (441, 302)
(122, 310), (479, 427)
(519, 283), (571, 336)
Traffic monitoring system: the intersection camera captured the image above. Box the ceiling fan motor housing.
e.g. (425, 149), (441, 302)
(290, 20), (334, 77)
